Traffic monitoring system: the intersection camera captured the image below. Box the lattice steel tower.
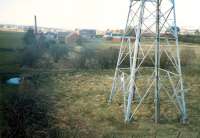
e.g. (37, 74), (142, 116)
(109, 0), (187, 124)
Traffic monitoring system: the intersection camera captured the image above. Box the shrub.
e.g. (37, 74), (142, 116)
(69, 46), (196, 70)
(70, 47), (120, 69)
(76, 36), (89, 46)
(70, 48), (97, 69)
(160, 52), (170, 68)
(22, 29), (42, 67)
(135, 52), (170, 68)
(180, 48), (196, 66)
(49, 43), (69, 62)
(21, 45), (42, 67)
(179, 35), (200, 44)
(141, 48), (196, 68)
(96, 48), (119, 69)
(35, 52), (55, 68)
(23, 29), (36, 45)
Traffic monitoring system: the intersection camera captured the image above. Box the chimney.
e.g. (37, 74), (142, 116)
(34, 15), (37, 34)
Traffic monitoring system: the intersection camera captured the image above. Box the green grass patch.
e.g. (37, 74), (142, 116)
(0, 31), (25, 49)
(0, 31), (25, 72)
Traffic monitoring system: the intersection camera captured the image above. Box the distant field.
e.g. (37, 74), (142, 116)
(0, 31), (25, 72)
(0, 31), (25, 49)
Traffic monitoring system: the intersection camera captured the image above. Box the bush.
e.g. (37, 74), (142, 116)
(76, 36), (89, 46)
(180, 48), (196, 66)
(21, 45), (42, 67)
(70, 48), (97, 69)
(49, 43), (69, 62)
(35, 52), (55, 68)
(179, 35), (200, 44)
(22, 29), (70, 67)
(96, 48), (119, 69)
(69, 46), (196, 70)
(23, 29), (36, 45)
(70, 47), (120, 69)
(141, 48), (196, 68)
(139, 53), (168, 68)
(22, 29), (42, 67)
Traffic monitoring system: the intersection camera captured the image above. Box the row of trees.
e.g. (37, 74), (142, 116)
(179, 34), (200, 44)
(22, 29), (69, 67)
(21, 28), (197, 70)
(70, 47), (195, 70)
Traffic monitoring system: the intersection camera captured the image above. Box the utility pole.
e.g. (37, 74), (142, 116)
(109, 0), (188, 124)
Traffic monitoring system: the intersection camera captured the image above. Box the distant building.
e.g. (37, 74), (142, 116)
(57, 32), (71, 43)
(104, 31), (112, 37)
(0, 24), (73, 34)
(0, 24), (25, 32)
(79, 29), (96, 39)
(103, 31), (113, 40)
(96, 30), (105, 36)
(65, 32), (79, 44)
(112, 36), (122, 42)
(180, 29), (197, 35)
(179, 26), (197, 35)
(111, 35), (134, 43)
(103, 30), (135, 42)
(111, 29), (124, 35)
(45, 32), (57, 41)
(23, 26), (33, 32)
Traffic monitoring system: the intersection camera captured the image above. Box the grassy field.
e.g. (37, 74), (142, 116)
(35, 41), (200, 137)
(0, 31), (25, 49)
(32, 69), (200, 137)
(0, 31), (200, 137)
(0, 31), (25, 72)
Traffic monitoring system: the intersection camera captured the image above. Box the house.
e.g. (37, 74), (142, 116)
(112, 35), (122, 42)
(45, 32), (57, 41)
(179, 26), (197, 35)
(57, 32), (71, 43)
(65, 32), (79, 44)
(79, 29), (96, 39)
(111, 35), (135, 43)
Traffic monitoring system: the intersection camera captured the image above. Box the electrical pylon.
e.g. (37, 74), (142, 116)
(109, 0), (188, 124)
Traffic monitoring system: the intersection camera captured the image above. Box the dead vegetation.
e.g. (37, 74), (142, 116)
(1, 44), (200, 138)
(9, 69), (197, 138)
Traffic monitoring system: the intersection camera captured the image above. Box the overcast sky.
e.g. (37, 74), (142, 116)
(0, 0), (199, 30)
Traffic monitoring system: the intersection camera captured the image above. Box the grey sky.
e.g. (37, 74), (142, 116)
(0, 0), (199, 30)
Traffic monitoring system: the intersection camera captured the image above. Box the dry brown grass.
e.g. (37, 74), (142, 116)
(33, 67), (200, 137)
(30, 42), (200, 137)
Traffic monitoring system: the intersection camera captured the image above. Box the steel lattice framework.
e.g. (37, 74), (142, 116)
(109, 0), (188, 124)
